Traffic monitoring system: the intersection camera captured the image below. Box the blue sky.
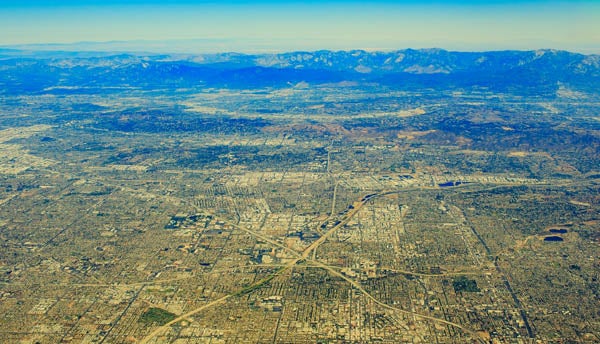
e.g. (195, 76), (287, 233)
(1, 1), (599, 53)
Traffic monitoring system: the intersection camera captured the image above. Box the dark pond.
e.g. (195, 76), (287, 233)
(549, 228), (568, 234)
(544, 236), (564, 242)
(438, 181), (468, 188)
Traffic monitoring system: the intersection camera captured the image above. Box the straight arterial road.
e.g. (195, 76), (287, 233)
(140, 190), (486, 344)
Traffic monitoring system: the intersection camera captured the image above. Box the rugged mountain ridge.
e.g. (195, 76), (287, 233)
(1, 48), (599, 95)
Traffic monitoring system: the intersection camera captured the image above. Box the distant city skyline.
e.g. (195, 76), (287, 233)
(1, 0), (599, 54)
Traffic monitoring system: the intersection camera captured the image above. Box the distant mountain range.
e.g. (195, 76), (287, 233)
(1, 48), (599, 95)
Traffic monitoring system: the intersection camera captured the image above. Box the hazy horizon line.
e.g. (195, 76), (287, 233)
(2, 39), (599, 56)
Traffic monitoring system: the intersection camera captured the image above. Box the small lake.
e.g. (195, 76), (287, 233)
(439, 181), (466, 188)
(544, 236), (564, 242)
(549, 228), (568, 234)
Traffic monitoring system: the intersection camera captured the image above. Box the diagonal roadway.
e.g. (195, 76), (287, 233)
(140, 190), (487, 344)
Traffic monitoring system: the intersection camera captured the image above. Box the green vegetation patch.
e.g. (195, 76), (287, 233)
(139, 307), (177, 325)
(452, 276), (480, 293)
